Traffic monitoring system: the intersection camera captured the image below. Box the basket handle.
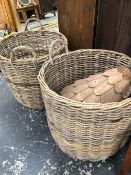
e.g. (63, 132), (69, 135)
(25, 18), (44, 31)
(49, 39), (68, 65)
(10, 46), (37, 68)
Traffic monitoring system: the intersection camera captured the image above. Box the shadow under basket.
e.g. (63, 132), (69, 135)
(38, 49), (131, 161)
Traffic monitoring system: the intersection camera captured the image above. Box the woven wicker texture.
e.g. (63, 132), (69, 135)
(60, 66), (131, 103)
(0, 18), (67, 109)
(38, 49), (131, 161)
(8, 82), (43, 109)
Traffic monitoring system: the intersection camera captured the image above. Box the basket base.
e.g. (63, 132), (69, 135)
(48, 123), (129, 162)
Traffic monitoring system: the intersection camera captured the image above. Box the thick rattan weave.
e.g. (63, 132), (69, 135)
(8, 82), (43, 109)
(0, 30), (67, 109)
(38, 49), (131, 161)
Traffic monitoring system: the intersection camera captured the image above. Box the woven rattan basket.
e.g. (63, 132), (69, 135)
(38, 49), (131, 161)
(0, 18), (68, 109)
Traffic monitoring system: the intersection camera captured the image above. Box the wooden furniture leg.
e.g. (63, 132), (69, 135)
(21, 9), (28, 23)
(34, 6), (39, 19)
(119, 142), (131, 175)
(53, 11), (56, 16)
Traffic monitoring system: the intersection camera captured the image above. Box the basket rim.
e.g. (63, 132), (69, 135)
(38, 49), (131, 110)
(0, 30), (67, 46)
(0, 30), (68, 64)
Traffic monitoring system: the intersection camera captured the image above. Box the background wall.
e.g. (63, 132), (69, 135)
(58, 0), (131, 57)
(95, 0), (131, 57)
(58, 0), (96, 50)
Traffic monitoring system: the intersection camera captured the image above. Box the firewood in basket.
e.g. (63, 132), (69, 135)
(60, 66), (131, 103)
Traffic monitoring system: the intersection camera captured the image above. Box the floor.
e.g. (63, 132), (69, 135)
(20, 12), (58, 32)
(0, 73), (131, 175)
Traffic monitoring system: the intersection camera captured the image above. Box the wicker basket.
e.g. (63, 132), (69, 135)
(0, 18), (68, 109)
(38, 49), (131, 161)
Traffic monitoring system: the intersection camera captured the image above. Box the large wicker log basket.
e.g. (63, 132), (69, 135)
(0, 18), (68, 109)
(38, 49), (131, 161)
